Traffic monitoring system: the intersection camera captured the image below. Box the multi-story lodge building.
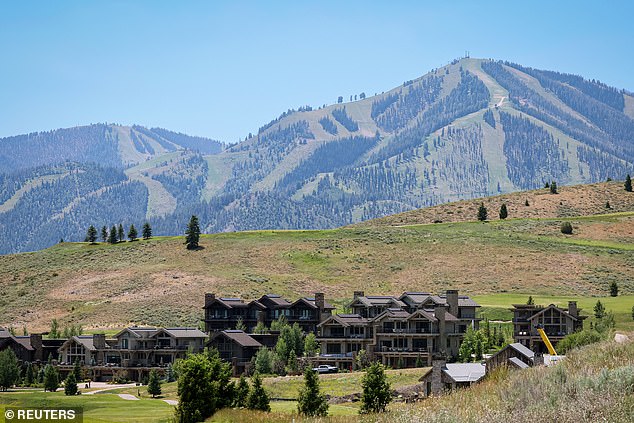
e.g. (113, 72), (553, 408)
(203, 292), (335, 333)
(511, 302), (586, 352)
(318, 290), (480, 368)
(57, 327), (207, 381)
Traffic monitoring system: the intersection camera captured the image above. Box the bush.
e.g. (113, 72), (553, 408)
(557, 329), (605, 354)
(560, 222), (573, 234)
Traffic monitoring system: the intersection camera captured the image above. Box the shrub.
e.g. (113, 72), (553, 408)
(560, 222), (573, 234)
(297, 368), (328, 417)
(360, 362), (391, 414)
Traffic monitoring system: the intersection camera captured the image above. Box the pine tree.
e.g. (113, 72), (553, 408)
(561, 222), (573, 234)
(550, 181), (558, 194)
(594, 300), (606, 319)
(128, 224), (138, 242)
(25, 362), (35, 387)
(303, 333), (319, 357)
(101, 226), (108, 243)
(166, 363), (175, 383)
(234, 375), (250, 407)
(360, 362), (391, 414)
(43, 364), (59, 392)
(117, 224), (125, 242)
(499, 203), (508, 219)
(610, 281), (619, 297)
(185, 215), (201, 250)
(64, 372), (77, 396)
(142, 222), (152, 240)
(50, 319), (60, 339)
(606, 201), (611, 209)
(626, 174), (633, 192)
(477, 203), (488, 221)
(415, 355), (424, 367)
(297, 368), (329, 417)
(86, 225), (98, 244)
(108, 225), (118, 244)
(0, 349), (20, 391)
(147, 369), (162, 398)
(527, 296), (534, 305)
(525, 199), (530, 206)
(72, 359), (82, 382)
(246, 372), (270, 411)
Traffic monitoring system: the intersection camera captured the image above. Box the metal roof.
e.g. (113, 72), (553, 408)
(443, 363), (486, 383)
(508, 357), (530, 369)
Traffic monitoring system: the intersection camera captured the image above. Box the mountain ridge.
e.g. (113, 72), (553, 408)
(2, 57), (634, 254)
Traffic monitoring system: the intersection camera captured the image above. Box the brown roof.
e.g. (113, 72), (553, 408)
(220, 330), (262, 348)
(260, 294), (292, 307)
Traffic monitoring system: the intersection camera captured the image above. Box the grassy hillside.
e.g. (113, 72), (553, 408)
(356, 180), (634, 227)
(1, 206), (633, 332)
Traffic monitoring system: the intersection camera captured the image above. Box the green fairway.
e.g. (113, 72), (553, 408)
(0, 391), (175, 423)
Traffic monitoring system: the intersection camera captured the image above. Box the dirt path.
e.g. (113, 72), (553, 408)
(118, 393), (140, 401)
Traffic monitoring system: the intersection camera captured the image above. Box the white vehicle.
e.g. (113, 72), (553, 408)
(313, 364), (338, 374)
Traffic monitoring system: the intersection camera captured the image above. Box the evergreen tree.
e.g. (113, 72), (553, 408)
(25, 362), (35, 387)
(499, 203), (508, 219)
(185, 215), (201, 250)
(128, 224), (138, 242)
(101, 226), (108, 243)
(610, 281), (619, 297)
(235, 317), (247, 331)
(86, 225), (97, 244)
(594, 300), (606, 319)
(142, 222), (152, 240)
(631, 305), (634, 321)
(72, 359), (82, 382)
(117, 224), (125, 242)
(43, 364), (59, 392)
(297, 368), (328, 417)
(108, 225), (118, 244)
(625, 174), (633, 192)
(550, 181), (558, 194)
(254, 348), (272, 375)
(525, 199), (530, 206)
(246, 372), (271, 412)
(606, 201), (611, 209)
(360, 362), (391, 414)
(234, 375), (250, 408)
(477, 203), (488, 221)
(166, 363), (175, 383)
(527, 296), (534, 305)
(303, 333), (320, 357)
(147, 369), (162, 398)
(0, 349), (20, 391)
(50, 319), (60, 339)
(64, 372), (78, 396)
(415, 355), (424, 368)
(286, 350), (298, 375)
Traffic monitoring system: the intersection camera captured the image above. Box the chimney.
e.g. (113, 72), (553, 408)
(435, 305), (447, 354)
(568, 301), (578, 318)
(315, 293), (325, 311)
(353, 291), (364, 300)
(430, 358), (446, 395)
(30, 334), (43, 361)
(93, 333), (106, 349)
(446, 289), (459, 317)
(205, 293), (216, 308)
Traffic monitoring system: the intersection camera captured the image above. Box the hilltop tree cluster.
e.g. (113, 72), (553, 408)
(85, 222), (152, 244)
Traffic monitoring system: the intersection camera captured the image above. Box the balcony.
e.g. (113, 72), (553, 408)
(375, 346), (429, 354)
(377, 328), (439, 335)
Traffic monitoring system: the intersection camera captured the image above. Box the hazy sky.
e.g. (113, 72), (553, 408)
(1, 1), (633, 142)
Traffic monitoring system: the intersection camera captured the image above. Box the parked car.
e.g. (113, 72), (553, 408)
(312, 364), (338, 374)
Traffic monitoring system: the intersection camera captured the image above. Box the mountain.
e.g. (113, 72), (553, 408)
(2, 57), (634, 254)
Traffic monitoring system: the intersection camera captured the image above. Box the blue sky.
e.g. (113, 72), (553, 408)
(1, 1), (633, 142)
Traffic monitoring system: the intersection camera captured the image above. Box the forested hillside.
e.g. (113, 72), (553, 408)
(1, 57), (634, 254)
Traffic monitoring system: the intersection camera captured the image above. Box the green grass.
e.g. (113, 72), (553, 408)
(0, 391), (175, 423)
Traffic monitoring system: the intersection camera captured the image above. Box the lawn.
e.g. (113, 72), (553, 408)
(0, 391), (175, 423)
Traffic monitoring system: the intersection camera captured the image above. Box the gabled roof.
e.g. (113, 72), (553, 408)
(508, 357), (530, 369)
(259, 294), (292, 307)
(318, 314), (369, 327)
(528, 304), (579, 321)
(59, 335), (97, 352)
(406, 309), (438, 322)
(443, 312), (459, 322)
(113, 327), (157, 339)
(0, 328), (10, 338)
(154, 328), (207, 339)
(207, 297), (249, 309)
(351, 296), (406, 309)
(215, 330), (262, 348)
(291, 297), (335, 310)
(443, 363), (486, 383)
(372, 308), (411, 322)
(0, 335), (34, 351)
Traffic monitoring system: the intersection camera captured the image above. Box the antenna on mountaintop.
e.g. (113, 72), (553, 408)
(465, 50), (470, 58)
